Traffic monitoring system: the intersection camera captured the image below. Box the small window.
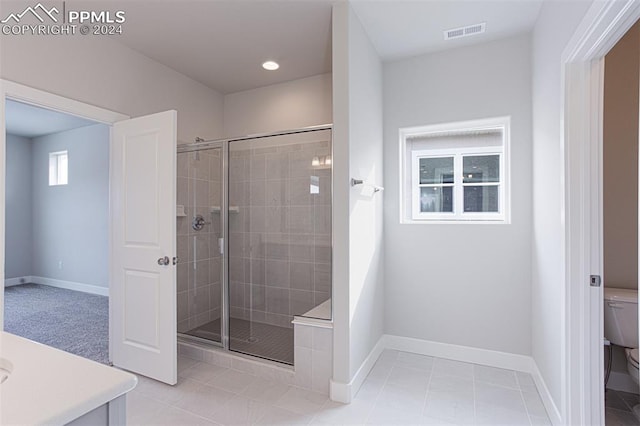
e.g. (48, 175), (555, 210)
(400, 117), (510, 223)
(49, 150), (68, 186)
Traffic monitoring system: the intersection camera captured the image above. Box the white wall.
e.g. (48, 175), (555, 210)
(30, 124), (109, 288)
(5, 134), (32, 279)
(0, 36), (224, 143)
(347, 5), (385, 382)
(331, 2), (385, 389)
(531, 0), (592, 411)
(383, 35), (533, 356)
(332, 2), (351, 387)
(223, 74), (332, 137)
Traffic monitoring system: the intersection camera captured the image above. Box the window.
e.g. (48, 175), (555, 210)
(400, 117), (510, 223)
(49, 150), (68, 186)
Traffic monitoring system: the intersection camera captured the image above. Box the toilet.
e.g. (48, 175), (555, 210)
(604, 287), (640, 417)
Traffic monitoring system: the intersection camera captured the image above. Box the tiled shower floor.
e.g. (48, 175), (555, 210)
(185, 317), (294, 365)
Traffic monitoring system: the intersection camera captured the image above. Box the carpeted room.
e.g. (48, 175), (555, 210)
(4, 284), (108, 363)
(4, 100), (110, 364)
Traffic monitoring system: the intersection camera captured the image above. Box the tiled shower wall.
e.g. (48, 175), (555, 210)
(228, 132), (332, 329)
(177, 149), (223, 334)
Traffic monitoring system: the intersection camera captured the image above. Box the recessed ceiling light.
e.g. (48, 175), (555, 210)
(262, 61), (279, 71)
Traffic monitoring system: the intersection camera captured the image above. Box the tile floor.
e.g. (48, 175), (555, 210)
(127, 349), (551, 425)
(605, 389), (640, 425)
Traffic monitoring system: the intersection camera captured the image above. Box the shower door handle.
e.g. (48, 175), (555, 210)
(157, 256), (170, 266)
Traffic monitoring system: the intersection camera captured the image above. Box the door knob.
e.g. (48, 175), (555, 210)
(157, 256), (170, 266)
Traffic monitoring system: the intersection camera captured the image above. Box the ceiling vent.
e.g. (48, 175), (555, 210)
(444, 23), (486, 40)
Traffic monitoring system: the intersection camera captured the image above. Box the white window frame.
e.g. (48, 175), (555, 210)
(49, 150), (68, 186)
(400, 116), (510, 224)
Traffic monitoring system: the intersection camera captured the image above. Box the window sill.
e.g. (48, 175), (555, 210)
(401, 219), (510, 225)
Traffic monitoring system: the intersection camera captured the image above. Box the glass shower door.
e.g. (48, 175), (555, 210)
(227, 129), (332, 364)
(176, 146), (224, 345)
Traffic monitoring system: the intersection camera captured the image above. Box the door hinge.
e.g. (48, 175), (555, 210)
(590, 275), (602, 287)
(218, 238), (224, 255)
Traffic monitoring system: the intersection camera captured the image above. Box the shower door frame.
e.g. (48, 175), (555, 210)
(177, 124), (333, 358)
(176, 140), (230, 350)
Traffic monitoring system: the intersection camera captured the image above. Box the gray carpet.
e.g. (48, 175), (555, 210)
(4, 283), (109, 364)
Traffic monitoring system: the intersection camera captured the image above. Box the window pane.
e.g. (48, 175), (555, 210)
(419, 157), (454, 184)
(48, 151), (68, 186)
(464, 186), (499, 212)
(463, 155), (499, 183)
(420, 186), (453, 213)
(58, 153), (68, 185)
(49, 154), (57, 186)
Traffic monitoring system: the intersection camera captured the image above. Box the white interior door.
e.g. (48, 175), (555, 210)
(111, 110), (177, 385)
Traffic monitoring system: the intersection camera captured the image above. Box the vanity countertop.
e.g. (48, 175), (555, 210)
(0, 332), (137, 425)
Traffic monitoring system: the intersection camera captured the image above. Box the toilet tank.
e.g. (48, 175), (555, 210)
(604, 287), (638, 348)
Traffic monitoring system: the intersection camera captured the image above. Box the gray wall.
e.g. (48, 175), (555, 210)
(0, 36), (224, 144)
(5, 134), (33, 279)
(603, 21), (639, 291)
(603, 18), (639, 381)
(31, 124), (110, 288)
(346, 6), (384, 381)
(383, 35), (533, 355)
(223, 73), (332, 137)
(531, 0), (592, 411)
(331, 2), (385, 385)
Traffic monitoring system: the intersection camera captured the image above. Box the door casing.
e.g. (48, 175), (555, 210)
(563, 1), (640, 425)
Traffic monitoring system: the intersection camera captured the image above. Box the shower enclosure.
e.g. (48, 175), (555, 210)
(176, 126), (332, 365)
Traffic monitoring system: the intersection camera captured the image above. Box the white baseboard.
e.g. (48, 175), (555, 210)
(383, 334), (534, 373)
(4, 276), (32, 287)
(330, 336), (386, 403)
(607, 370), (639, 394)
(30, 276), (108, 296)
(329, 379), (351, 404)
(530, 360), (562, 425)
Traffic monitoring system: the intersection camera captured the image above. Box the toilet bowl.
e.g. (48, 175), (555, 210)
(625, 348), (640, 418)
(625, 348), (639, 383)
(604, 287), (639, 417)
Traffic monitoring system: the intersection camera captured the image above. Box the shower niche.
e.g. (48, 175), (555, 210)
(176, 127), (332, 365)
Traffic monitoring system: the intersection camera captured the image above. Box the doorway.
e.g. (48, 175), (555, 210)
(563, 1), (640, 424)
(1, 80), (180, 385)
(601, 19), (640, 424)
(3, 99), (110, 364)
